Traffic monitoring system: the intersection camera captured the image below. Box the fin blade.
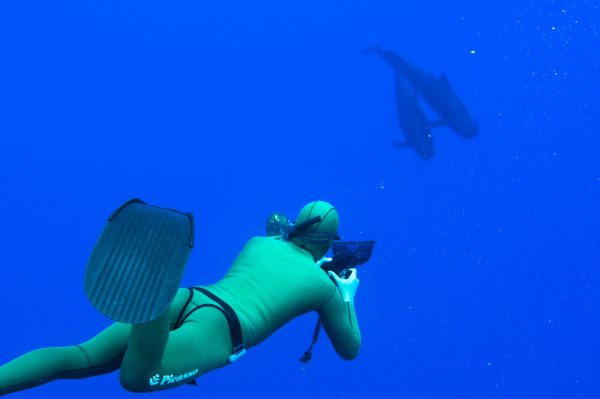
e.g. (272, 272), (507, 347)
(440, 72), (452, 90)
(411, 89), (419, 101)
(84, 201), (194, 324)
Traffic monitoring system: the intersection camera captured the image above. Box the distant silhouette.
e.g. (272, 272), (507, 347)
(362, 42), (479, 140)
(390, 71), (435, 160)
(362, 46), (434, 160)
(389, 71), (435, 160)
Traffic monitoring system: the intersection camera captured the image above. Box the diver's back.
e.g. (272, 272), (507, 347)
(203, 237), (335, 348)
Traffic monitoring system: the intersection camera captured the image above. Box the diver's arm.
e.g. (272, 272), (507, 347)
(316, 269), (361, 360)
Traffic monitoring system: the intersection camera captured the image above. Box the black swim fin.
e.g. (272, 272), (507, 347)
(84, 198), (195, 324)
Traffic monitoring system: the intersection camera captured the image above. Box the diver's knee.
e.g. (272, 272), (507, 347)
(119, 370), (153, 393)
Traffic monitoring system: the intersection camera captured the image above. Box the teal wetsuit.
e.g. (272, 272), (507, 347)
(0, 236), (361, 395)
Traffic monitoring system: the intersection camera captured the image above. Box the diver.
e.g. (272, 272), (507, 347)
(0, 200), (361, 395)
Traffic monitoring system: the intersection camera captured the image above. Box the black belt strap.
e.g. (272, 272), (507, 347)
(191, 287), (245, 357)
(175, 289), (195, 329)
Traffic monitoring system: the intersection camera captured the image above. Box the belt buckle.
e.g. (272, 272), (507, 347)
(228, 345), (246, 364)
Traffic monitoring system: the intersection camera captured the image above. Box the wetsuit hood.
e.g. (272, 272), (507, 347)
(290, 201), (339, 261)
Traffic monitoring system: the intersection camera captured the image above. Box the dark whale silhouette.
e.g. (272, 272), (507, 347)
(362, 46), (434, 160)
(362, 42), (479, 139)
(390, 71), (435, 160)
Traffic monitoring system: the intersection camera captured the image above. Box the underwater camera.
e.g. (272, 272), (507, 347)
(320, 240), (376, 279)
(265, 213), (376, 276)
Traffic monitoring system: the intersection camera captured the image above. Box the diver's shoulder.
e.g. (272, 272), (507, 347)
(242, 236), (283, 252)
(246, 236), (278, 245)
(246, 236), (290, 246)
(244, 236), (313, 260)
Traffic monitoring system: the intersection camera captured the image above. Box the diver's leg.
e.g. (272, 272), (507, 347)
(118, 308), (171, 392)
(119, 305), (231, 393)
(0, 346), (93, 396)
(0, 323), (130, 396)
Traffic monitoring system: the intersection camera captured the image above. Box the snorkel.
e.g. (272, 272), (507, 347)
(286, 215), (341, 244)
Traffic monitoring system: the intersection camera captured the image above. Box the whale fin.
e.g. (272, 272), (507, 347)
(391, 140), (410, 149)
(360, 42), (383, 55)
(440, 72), (453, 90)
(411, 89), (419, 102)
(429, 119), (448, 127)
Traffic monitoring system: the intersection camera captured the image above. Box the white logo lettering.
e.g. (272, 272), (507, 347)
(160, 375), (172, 385)
(150, 369), (198, 386)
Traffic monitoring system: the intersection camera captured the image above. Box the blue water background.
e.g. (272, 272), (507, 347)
(0, 1), (597, 398)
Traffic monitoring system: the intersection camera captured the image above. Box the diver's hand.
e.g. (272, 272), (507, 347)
(328, 269), (359, 304)
(316, 257), (332, 268)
